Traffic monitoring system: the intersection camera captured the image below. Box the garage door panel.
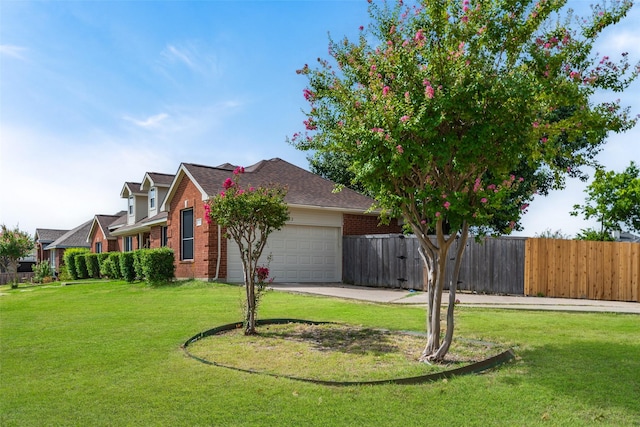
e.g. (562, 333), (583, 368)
(227, 224), (340, 283)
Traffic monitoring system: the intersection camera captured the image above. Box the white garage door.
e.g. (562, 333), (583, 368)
(226, 225), (340, 283)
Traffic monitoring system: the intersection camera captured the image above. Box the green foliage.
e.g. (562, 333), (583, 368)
(119, 252), (136, 283)
(62, 248), (89, 281)
(57, 265), (71, 282)
(31, 261), (54, 283)
(85, 253), (101, 278)
(100, 252), (122, 280)
(141, 248), (175, 285)
(534, 228), (571, 239)
(575, 227), (615, 241)
(292, 0), (638, 361)
(307, 151), (369, 196)
(205, 168), (289, 334)
(133, 250), (145, 280)
(75, 253), (89, 280)
(0, 224), (34, 282)
(571, 161), (640, 236)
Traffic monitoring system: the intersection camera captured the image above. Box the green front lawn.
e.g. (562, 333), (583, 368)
(1, 281), (638, 426)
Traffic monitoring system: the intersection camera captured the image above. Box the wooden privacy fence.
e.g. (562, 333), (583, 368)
(525, 238), (640, 302)
(343, 234), (526, 295)
(0, 272), (35, 285)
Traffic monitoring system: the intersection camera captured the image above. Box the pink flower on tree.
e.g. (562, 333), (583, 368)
(223, 178), (234, 189)
(444, 201), (451, 209)
(400, 115), (410, 122)
(480, 197), (488, 204)
(382, 86), (390, 96)
(234, 166), (245, 175)
(396, 145), (404, 153)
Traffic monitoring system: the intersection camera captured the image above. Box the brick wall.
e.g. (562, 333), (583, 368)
(149, 226), (162, 249)
(167, 176), (223, 280)
(343, 214), (403, 236)
(89, 227), (110, 253)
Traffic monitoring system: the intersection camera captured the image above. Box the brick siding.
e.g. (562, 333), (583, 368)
(342, 214), (403, 236)
(167, 176), (224, 280)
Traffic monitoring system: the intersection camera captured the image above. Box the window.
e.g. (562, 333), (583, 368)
(95, 242), (102, 253)
(161, 226), (168, 247)
(124, 236), (133, 252)
(128, 196), (134, 215)
(181, 209), (194, 260)
(149, 188), (156, 209)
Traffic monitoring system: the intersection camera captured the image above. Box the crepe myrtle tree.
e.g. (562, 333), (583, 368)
(292, 0), (639, 361)
(0, 224), (34, 287)
(205, 167), (290, 335)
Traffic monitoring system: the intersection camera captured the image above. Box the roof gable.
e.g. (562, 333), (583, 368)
(141, 172), (175, 191)
(120, 182), (145, 198)
(88, 211), (127, 241)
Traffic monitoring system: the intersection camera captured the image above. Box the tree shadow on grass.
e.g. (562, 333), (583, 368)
(514, 340), (640, 417)
(258, 324), (401, 355)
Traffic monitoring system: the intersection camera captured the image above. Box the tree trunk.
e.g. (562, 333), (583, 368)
(416, 221), (469, 363)
(245, 279), (257, 335)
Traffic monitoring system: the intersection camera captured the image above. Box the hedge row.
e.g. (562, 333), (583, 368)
(63, 248), (175, 284)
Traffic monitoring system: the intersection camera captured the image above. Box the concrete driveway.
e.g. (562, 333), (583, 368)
(268, 283), (640, 314)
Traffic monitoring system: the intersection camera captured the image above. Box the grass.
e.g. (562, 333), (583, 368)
(1, 280), (639, 426)
(187, 322), (509, 382)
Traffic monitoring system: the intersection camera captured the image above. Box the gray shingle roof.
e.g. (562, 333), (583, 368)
(93, 211), (127, 240)
(44, 219), (93, 250)
(145, 172), (174, 187)
(35, 229), (68, 243)
(182, 158), (374, 211)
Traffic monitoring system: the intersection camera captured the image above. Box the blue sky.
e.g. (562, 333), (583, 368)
(1, 0), (639, 238)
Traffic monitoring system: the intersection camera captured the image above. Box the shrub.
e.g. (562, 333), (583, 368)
(133, 250), (145, 280)
(58, 265), (72, 282)
(101, 252), (122, 280)
(141, 248), (175, 285)
(75, 253), (89, 279)
(32, 261), (54, 283)
(85, 254), (100, 278)
(63, 248), (89, 280)
(119, 252), (136, 283)
(97, 253), (109, 277)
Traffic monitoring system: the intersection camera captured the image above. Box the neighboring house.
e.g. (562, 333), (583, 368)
(617, 231), (640, 243)
(86, 211), (127, 253)
(41, 220), (93, 272)
(107, 172), (174, 252)
(161, 158), (401, 282)
(35, 228), (68, 264)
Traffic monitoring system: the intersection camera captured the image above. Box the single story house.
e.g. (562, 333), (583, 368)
(37, 220), (93, 272)
(160, 158), (401, 282)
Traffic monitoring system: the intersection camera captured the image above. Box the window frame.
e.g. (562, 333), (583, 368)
(124, 236), (133, 252)
(180, 209), (194, 261)
(161, 226), (168, 247)
(149, 187), (156, 209)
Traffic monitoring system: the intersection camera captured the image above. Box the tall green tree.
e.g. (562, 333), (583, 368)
(205, 167), (290, 335)
(0, 224), (34, 286)
(292, 0), (638, 361)
(571, 161), (640, 239)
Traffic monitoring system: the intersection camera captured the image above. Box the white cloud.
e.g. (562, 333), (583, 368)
(0, 44), (27, 60)
(159, 41), (221, 77)
(123, 113), (169, 128)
